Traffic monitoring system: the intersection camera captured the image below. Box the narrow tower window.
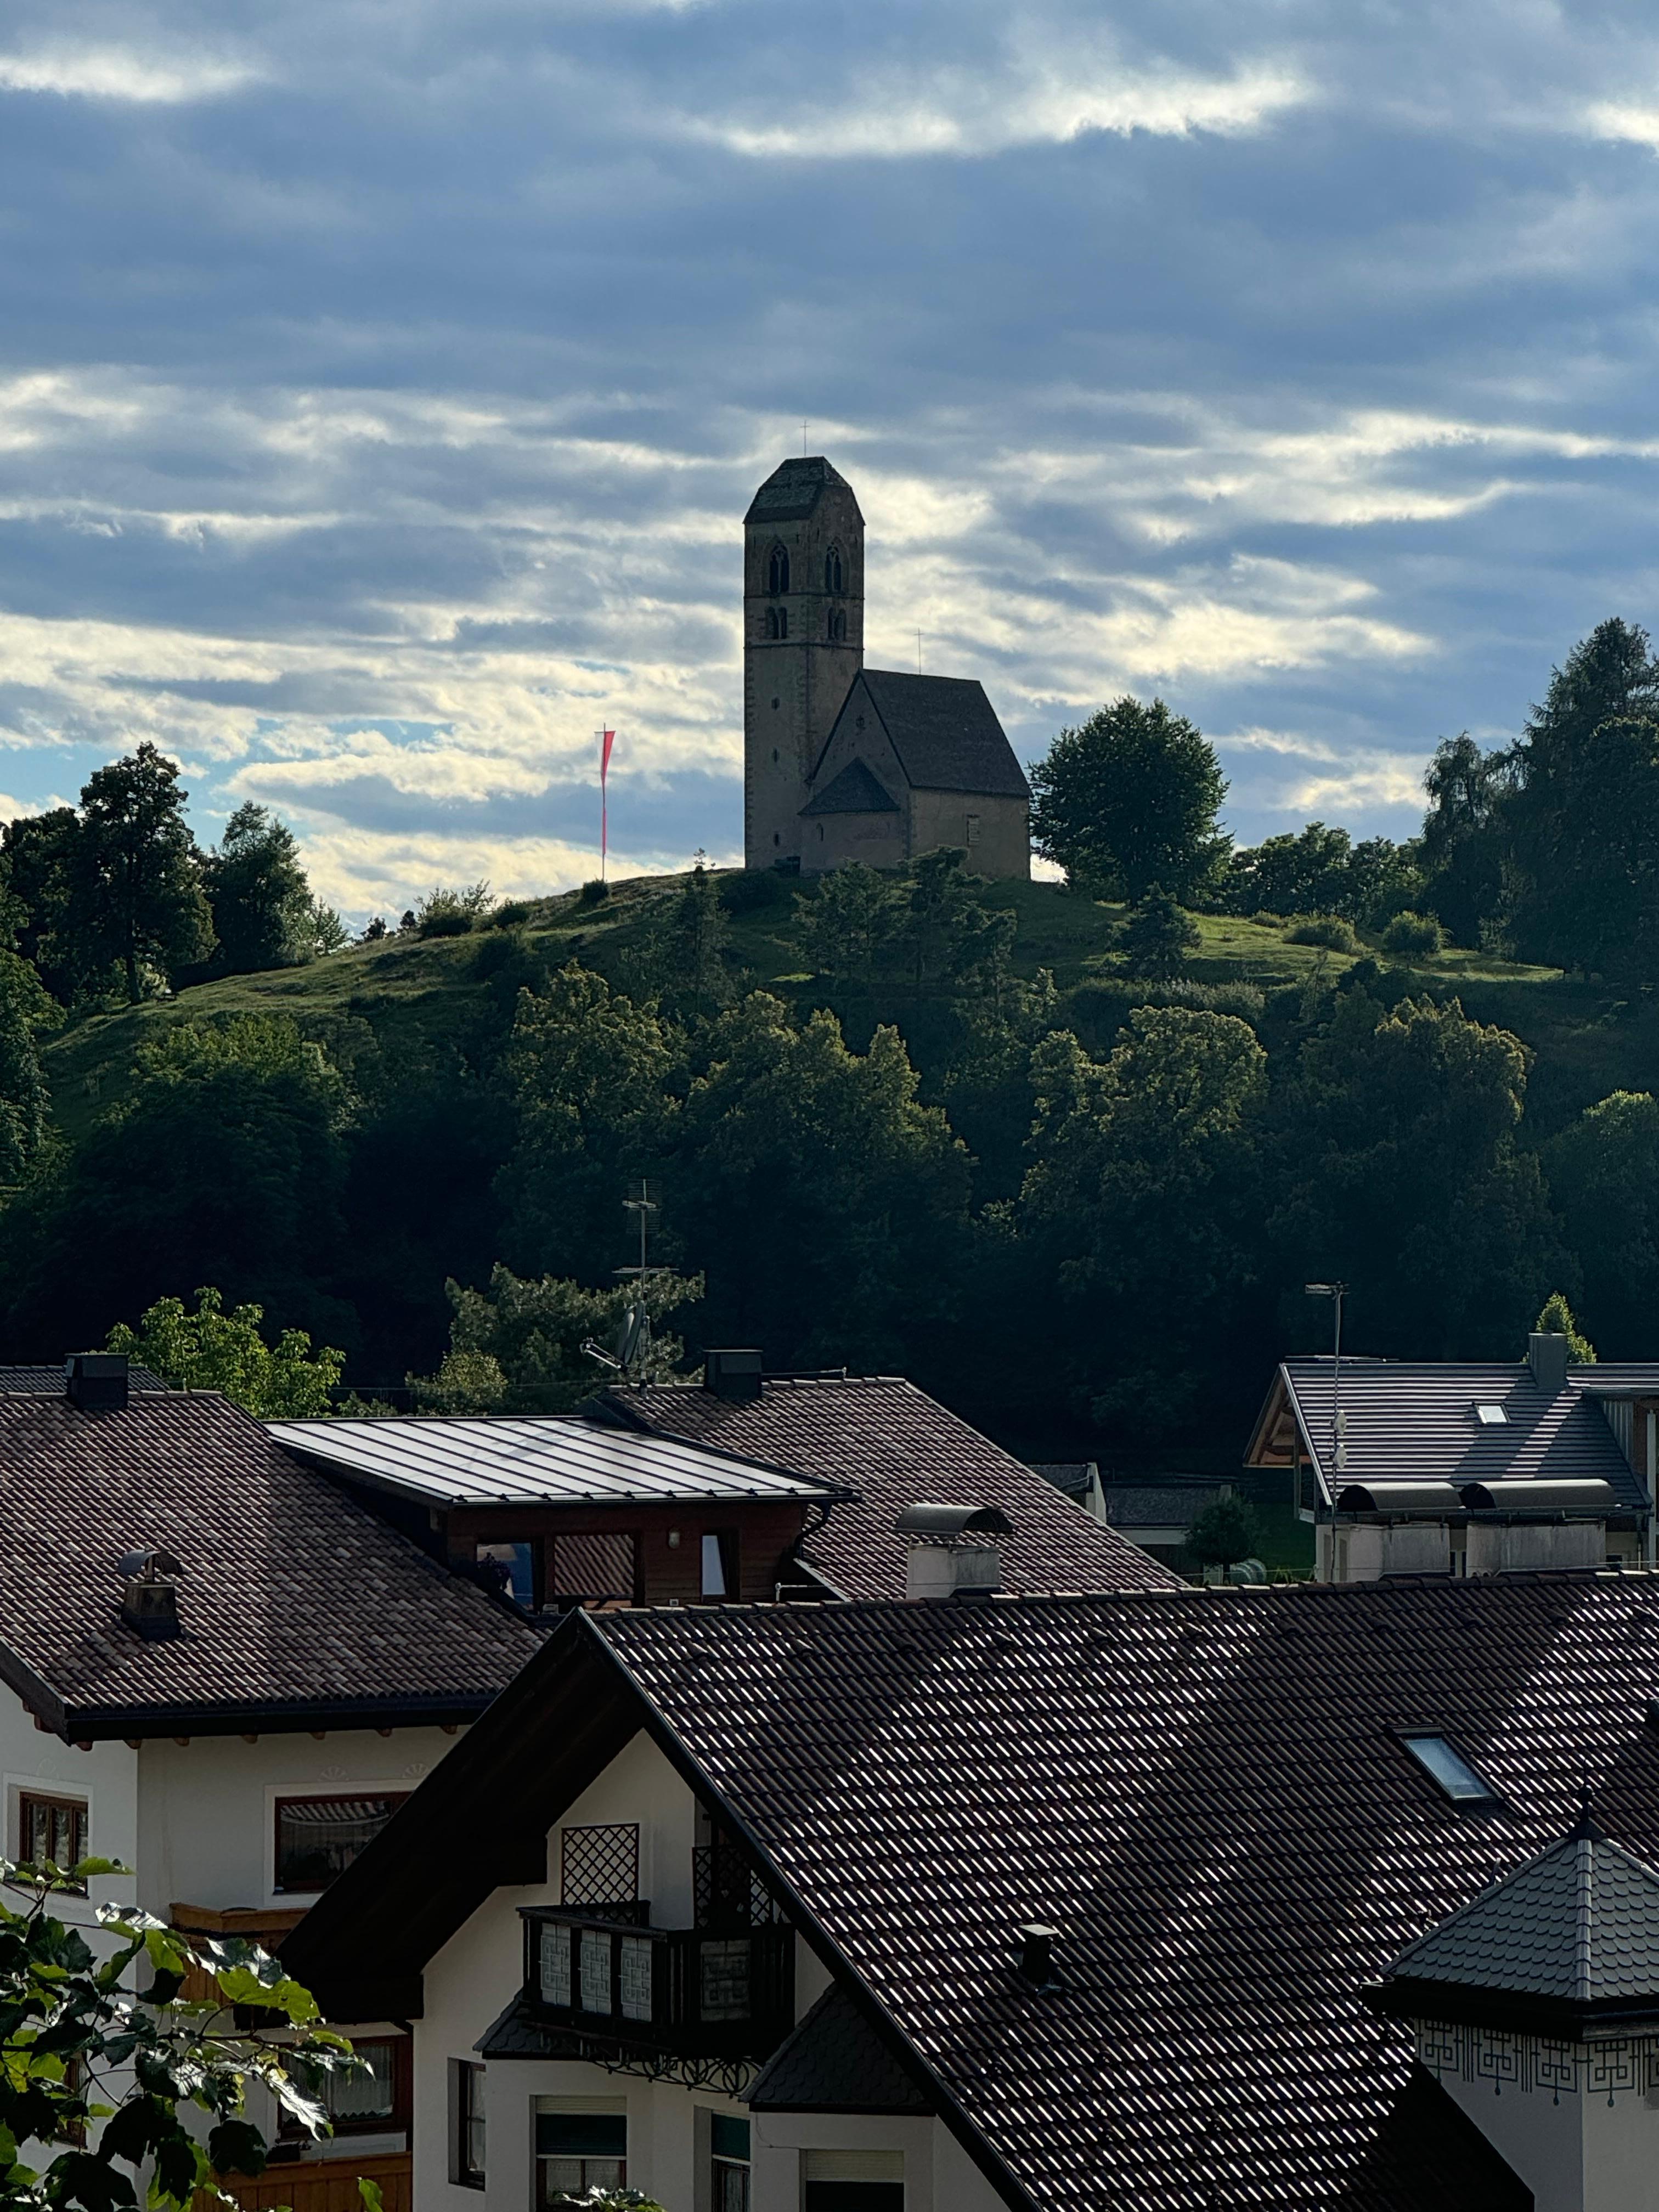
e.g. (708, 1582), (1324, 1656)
(824, 547), (844, 593)
(765, 607), (789, 640)
(827, 609), (846, 642)
(768, 545), (789, 596)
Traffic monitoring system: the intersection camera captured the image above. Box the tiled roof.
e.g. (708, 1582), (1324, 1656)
(0, 1367), (166, 1393)
(744, 456), (861, 526)
(592, 1574), (1659, 2210)
(1387, 1814), (1659, 2008)
(1101, 1483), (1223, 1529)
(799, 759), (900, 816)
(1274, 1359), (1647, 1509)
(596, 1378), (1180, 1598)
(268, 1414), (848, 1510)
(749, 1984), (932, 2113)
(0, 1392), (537, 1736)
(817, 672), (1030, 800)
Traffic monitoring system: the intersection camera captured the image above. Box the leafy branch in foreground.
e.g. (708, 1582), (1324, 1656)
(0, 1855), (360, 2212)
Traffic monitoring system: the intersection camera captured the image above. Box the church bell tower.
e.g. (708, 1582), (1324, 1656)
(743, 456), (864, 867)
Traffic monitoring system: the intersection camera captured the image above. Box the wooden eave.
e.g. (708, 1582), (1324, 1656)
(1243, 1367), (1312, 1471)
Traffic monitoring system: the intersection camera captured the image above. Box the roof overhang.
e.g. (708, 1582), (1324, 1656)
(1243, 1367), (1321, 1483)
(1367, 1973), (1659, 2041)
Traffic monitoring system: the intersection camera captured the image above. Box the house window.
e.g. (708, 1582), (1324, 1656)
(561, 1821), (639, 1906)
(710, 2114), (751, 2212)
(273, 1793), (409, 1894)
(449, 2060), (485, 2188)
(322, 2036), (400, 2129)
(476, 1540), (535, 1609)
(1397, 1734), (1498, 1804)
(535, 2098), (626, 2208)
(701, 1530), (739, 1599)
(824, 548), (844, 592)
(768, 545), (789, 596)
(549, 1531), (638, 1607)
(965, 813), (981, 847)
(803, 2150), (904, 2209)
(19, 1793), (86, 1883)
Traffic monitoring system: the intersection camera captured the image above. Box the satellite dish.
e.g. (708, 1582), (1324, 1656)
(617, 1306), (647, 1370)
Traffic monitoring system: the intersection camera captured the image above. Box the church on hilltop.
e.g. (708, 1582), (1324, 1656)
(743, 455), (1031, 877)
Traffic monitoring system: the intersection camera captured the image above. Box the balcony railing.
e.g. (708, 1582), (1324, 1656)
(692, 1846), (786, 1929)
(521, 1905), (793, 2059)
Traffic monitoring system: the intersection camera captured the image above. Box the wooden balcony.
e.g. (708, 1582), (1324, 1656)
(205, 2151), (410, 2212)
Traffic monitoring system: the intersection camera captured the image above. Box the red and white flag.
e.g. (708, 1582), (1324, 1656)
(598, 727), (617, 876)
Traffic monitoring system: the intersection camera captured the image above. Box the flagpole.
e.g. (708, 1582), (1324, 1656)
(595, 727), (617, 883)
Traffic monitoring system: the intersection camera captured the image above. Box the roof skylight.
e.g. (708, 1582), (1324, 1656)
(1398, 1733), (1498, 1804)
(1473, 1403), (1509, 1425)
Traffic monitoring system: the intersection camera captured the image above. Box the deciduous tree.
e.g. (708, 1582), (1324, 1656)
(1029, 697), (1228, 900)
(67, 746), (215, 1002)
(106, 1285), (345, 1415)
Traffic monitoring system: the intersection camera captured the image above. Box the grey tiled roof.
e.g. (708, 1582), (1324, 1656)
(819, 672), (1030, 800)
(0, 1391), (537, 1735)
(799, 759), (899, 816)
(594, 1574), (1659, 2210)
(1277, 1359), (1647, 1508)
(744, 456), (860, 526)
(749, 1985), (930, 2113)
(596, 1378), (1181, 1598)
(1102, 1483), (1222, 1528)
(0, 1366), (166, 1393)
(1389, 1818), (1659, 2005)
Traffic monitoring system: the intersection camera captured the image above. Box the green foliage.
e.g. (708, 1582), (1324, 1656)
(492, 899), (534, 929)
(793, 851), (1016, 1001)
(68, 746), (215, 1003)
(567, 2191), (666, 2212)
(1226, 823), (1422, 928)
(1534, 1290), (1595, 1363)
(666, 862), (733, 1014)
(1286, 913), (1360, 952)
(719, 868), (789, 916)
(3, 810), (81, 1002)
(0, 953), (55, 1183)
(415, 884), (492, 938)
(1380, 909), (1444, 958)
(1118, 888), (1200, 976)
(503, 966), (679, 1277)
(793, 865), (904, 990)
(1545, 1091), (1659, 1359)
(410, 1264), (703, 1412)
(1186, 1492), (1263, 1571)
(107, 1286), (345, 1416)
(1029, 696), (1228, 900)
(0, 1858), (352, 2212)
(203, 804), (319, 976)
(578, 878), (609, 906)
(1419, 734), (1507, 947)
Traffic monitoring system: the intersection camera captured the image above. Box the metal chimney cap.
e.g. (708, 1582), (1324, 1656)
(894, 1502), (1014, 1537)
(116, 1547), (184, 1581)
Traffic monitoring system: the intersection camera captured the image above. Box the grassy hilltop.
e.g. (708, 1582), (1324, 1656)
(39, 868), (1646, 1149)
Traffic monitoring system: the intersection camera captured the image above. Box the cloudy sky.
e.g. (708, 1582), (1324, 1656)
(3, 0), (1659, 915)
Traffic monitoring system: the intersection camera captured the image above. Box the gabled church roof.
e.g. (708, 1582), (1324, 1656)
(744, 455), (861, 526)
(799, 759), (900, 816)
(1380, 1805), (1659, 2025)
(816, 670), (1030, 800)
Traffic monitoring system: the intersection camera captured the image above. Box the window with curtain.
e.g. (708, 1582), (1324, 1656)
(710, 2114), (751, 2212)
(19, 1793), (86, 1886)
(535, 2100), (626, 2208)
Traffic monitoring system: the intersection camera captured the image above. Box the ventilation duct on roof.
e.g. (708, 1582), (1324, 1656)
(66, 1353), (128, 1413)
(117, 1547), (183, 1640)
(1527, 1331), (1569, 1395)
(704, 1349), (764, 1403)
(1016, 1922), (1059, 1989)
(896, 1502), (1013, 1601)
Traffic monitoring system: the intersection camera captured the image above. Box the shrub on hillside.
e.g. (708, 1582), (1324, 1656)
(1286, 913), (1359, 952)
(416, 883), (491, 937)
(1381, 909), (1445, 958)
(491, 898), (534, 929)
(720, 868), (790, 916)
(578, 878), (609, 906)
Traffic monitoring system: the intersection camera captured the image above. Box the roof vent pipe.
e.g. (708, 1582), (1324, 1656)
(704, 1349), (764, 1403)
(116, 1547), (183, 1640)
(66, 1353), (128, 1413)
(1017, 1922), (1059, 1989)
(1528, 1331), (1570, 1395)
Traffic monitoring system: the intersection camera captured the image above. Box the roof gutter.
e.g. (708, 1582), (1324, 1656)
(49, 1686), (504, 1745)
(575, 1615), (1042, 2212)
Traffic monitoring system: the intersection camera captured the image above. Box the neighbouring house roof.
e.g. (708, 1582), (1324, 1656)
(0, 1391), (538, 1739)
(799, 759), (900, 816)
(1028, 1461), (1094, 1501)
(267, 1414), (852, 1512)
(0, 1366), (167, 1392)
(592, 1376), (1181, 1597)
(815, 671), (1031, 801)
(744, 455), (861, 527)
(283, 1571), (1655, 2210)
(1378, 1807), (1659, 2031)
(1246, 1357), (1647, 1511)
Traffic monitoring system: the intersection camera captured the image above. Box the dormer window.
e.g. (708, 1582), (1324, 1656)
(768, 545), (789, 596)
(1473, 1403), (1508, 1425)
(824, 546), (844, 592)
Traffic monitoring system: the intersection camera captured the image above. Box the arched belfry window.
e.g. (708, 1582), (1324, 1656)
(824, 546), (844, 594)
(768, 544), (789, 596)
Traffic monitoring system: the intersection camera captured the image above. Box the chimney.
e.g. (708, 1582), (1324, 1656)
(704, 1349), (764, 1403)
(1017, 1922), (1059, 1989)
(116, 1548), (183, 1640)
(66, 1353), (128, 1413)
(1528, 1331), (1569, 1395)
(895, 1503), (1014, 1600)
